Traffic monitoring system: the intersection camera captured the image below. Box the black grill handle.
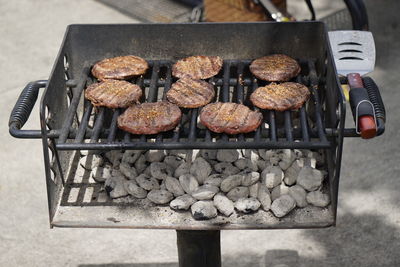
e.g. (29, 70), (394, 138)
(9, 80), (47, 138)
(363, 76), (386, 135)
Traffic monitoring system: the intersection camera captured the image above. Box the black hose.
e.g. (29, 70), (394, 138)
(363, 77), (386, 122)
(343, 0), (369, 30)
(304, 0), (316, 20)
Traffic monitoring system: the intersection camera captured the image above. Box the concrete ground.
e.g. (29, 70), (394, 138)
(0, 0), (399, 266)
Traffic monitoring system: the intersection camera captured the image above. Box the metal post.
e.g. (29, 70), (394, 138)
(176, 230), (221, 267)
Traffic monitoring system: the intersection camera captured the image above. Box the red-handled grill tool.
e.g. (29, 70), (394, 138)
(329, 30), (377, 139)
(347, 73), (376, 138)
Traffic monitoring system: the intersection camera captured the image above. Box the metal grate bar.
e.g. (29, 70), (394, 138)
(147, 62), (160, 102)
(188, 109), (198, 142)
(162, 65), (173, 100)
(308, 60), (328, 143)
(124, 132), (131, 143)
(205, 129), (212, 142)
(90, 108), (105, 143)
(136, 75), (145, 102)
(236, 63), (245, 141)
(57, 141), (330, 150)
(221, 61), (231, 142)
(221, 61), (231, 102)
(299, 106), (310, 142)
(58, 67), (89, 144)
(74, 102), (92, 143)
(296, 76), (310, 142)
(203, 68), (213, 144)
(156, 133), (163, 143)
(69, 153), (95, 206)
(268, 111), (277, 141)
(173, 121), (182, 142)
(284, 111), (293, 141)
(107, 109), (120, 143)
(75, 184), (89, 205)
(154, 64), (172, 143)
(90, 184), (102, 204)
(235, 63), (245, 104)
(254, 125), (261, 141)
(134, 75), (147, 143)
(249, 78), (262, 141)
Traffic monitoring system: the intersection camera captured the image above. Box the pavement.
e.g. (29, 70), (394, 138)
(0, 0), (399, 266)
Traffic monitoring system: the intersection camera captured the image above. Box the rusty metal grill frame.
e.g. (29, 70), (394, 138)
(24, 22), (346, 229)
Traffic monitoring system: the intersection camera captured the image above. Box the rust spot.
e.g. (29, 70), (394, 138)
(107, 217), (120, 223)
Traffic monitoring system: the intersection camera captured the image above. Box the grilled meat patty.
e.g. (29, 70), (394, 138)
(172, 55), (223, 79)
(249, 54), (301, 82)
(250, 82), (310, 111)
(91, 55), (148, 80)
(200, 102), (263, 134)
(167, 77), (215, 108)
(85, 80), (142, 108)
(117, 101), (182, 135)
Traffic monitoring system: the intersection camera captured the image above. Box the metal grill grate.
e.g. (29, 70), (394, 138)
(52, 59), (330, 151)
(61, 157), (141, 207)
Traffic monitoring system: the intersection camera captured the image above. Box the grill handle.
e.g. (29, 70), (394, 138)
(9, 80), (47, 138)
(363, 76), (386, 135)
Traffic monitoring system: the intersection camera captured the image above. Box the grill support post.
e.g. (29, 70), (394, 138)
(176, 230), (221, 267)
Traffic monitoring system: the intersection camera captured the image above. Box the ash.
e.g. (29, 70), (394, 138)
(79, 148), (330, 220)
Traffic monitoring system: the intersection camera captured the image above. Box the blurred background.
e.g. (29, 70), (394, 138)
(1, 0), (399, 266)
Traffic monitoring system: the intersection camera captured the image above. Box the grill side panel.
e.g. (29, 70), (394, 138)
(323, 30), (347, 223)
(66, 22), (327, 64)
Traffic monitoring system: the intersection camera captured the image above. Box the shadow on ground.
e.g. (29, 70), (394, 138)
(78, 210), (400, 267)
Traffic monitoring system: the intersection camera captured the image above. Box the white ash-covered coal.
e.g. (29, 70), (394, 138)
(80, 148), (330, 220)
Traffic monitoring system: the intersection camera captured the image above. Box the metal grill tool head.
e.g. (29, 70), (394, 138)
(328, 30), (376, 76)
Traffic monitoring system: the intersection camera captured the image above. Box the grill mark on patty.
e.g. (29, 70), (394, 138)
(195, 56), (203, 79)
(200, 102), (262, 134)
(222, 103), (239, 128)
(250, 82), (310, 111)
(117, 101), (181, 135)
(165, 103), (172, 124)
(167, 78), (214, 108)
(172, 56), (223, 79)
(85, 80), (142, 108)
(250, 54), (300, 82)
(92, 55), (148, 81)
(190, 81), (210, 98)
(208, 102), (223, 125)
(237, 105), (251, 129)
(210, 58), (219, 74)
(180, 80), (208, 99)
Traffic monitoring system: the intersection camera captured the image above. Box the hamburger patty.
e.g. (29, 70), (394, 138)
(167, 77), (215, 108)
(85, 80), (142, 109)
(250, 82), (310, 111)
(117, 101), (182, 135)
(172, 56), (223, 79)
(91, 55), (148, 80)
(199, 102), (263, 134)
(249, 54), (301, 82)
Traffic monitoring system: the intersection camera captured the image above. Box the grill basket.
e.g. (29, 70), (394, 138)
(9, 22), (364, 229)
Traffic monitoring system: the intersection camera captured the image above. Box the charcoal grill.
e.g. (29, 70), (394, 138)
(8, 22), (385, 266)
